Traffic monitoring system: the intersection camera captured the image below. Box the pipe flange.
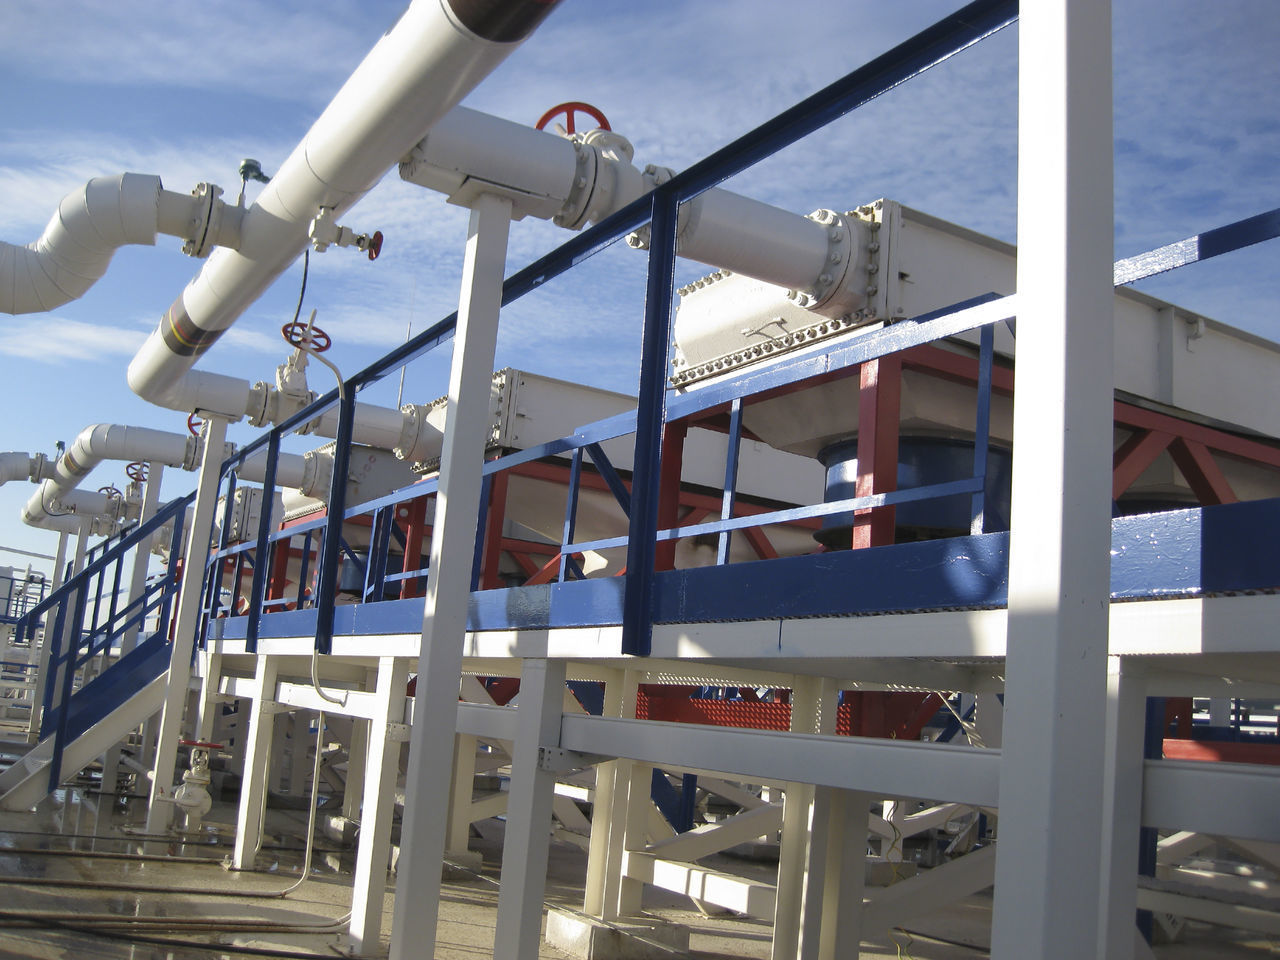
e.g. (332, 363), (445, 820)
(624, 164), (678, 251)
(553, 139), (600, 230)
(784, 209), (869, 319)
(181, 183), (225, 259)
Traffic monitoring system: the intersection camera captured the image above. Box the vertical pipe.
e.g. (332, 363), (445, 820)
(991, 0), (1114, 956)
(389, 191), (513, 960)
(622, 188), (679, 657)
(145, 415), (230, 835)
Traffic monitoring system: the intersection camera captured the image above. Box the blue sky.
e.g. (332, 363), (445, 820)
(0, 0), (1276, 568)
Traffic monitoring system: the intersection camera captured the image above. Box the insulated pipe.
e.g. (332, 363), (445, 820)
(0, 174), (240, 315)
(127, 0), (562, 411)
(399, 107), (863, 315)
(48, 424), (198, 500)
(0, 453), (37, 485)
(21, 485), (124, 534)
(238, 449), (309, 490)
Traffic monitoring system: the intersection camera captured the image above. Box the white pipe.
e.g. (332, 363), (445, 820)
(0, 174), (239, 315)
(50, 424), (198, 499)
(237, 449), (309, 490)
(399, 106), (862, 313)
(21, 485), (123, 534)
(127, 0), (562, 410)
(0, 452), (36, 485)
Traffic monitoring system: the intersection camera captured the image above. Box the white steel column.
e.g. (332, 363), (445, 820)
(233, 654), (279, 869)
(493, 658), (568, 959)
(30, 522), (88, 743)
(991, 1), (1115, 957)
(773, 676), (835, 959)
(121, 462), (164, 655)
(146, 415), (229, 834)
(445, 729), (480, 859)
(389, 191), (513, 960)
(798, 788), (871, 960)
(583, 667), (640, 918)
(1099, 657), (1147, 959)
(350, 656), (410, 954)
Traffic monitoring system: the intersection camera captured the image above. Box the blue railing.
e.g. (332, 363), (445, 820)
(0, 569), (49, 623)
(193, 0), (1279, 659)
(18, 493), (192, 790)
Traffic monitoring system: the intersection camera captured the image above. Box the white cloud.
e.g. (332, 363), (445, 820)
(0, 316), (147, 363)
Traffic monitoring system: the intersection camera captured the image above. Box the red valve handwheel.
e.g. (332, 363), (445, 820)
(367, 231), (384, 261)
(535, 101), (611, 135)
(282, 321), (332, 353)
(98, 485), (122, 498)
(126, 461), (148, 482)
(187, 413), (204, 437)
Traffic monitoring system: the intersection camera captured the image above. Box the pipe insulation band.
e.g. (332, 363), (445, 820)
(129, 0), (560, 407)
(0, 174), (161, 314)
(445, 0), (561, 43)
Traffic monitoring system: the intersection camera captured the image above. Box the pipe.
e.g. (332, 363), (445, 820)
(399, 106), (871, 317)
(0, 453), (37, 485)
(48, 424), (199, 500)
(0, 175), (240, 315)
(127, 0), (562, 410)
(21, 485), (126, 535)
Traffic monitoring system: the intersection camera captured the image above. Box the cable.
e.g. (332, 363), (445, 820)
(279, 709), (327, 895)
(310, 648), (347, 706)
(291, 248), (310, 329)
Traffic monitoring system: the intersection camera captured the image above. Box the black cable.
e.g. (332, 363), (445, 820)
(292, 247), (310, 328)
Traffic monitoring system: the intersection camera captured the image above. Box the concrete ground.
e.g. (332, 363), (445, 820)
(0, 780), (1273, 959)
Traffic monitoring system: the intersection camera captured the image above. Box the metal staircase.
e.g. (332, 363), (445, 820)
(0, 494), (191, 810)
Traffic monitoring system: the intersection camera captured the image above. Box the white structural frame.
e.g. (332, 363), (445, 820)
(992, 1), (1116, 958)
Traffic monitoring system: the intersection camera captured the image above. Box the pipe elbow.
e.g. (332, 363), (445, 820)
(0, 174), (163, 315)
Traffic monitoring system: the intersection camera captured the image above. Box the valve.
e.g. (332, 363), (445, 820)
(536, 101), (611, 135)
(309, 206), (384, 259)
(126, 461), (149, 483)
(282, 321), (332, 353)
(187, 412), (205, 438)
(98, 485), (123, 499)
(172, 740), (221, 833)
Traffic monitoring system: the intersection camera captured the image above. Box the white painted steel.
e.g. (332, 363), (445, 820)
(493, 658), (568, 959)
(798, 788), (870, 960)
(145, 415), (229, 835)
(559, 714), (1001, 807)
(128, 0), (549, 410)
(0, 174), (238, 315)
(120, 463), (165, 656)
(389, 192), (513, 960)
(1099, 658), (1148, 960)
(991, 2), (1115, 958)
(233, 655), (280, 869)
(350, 657), (410, 953)
(1142, 759), (1280, 842)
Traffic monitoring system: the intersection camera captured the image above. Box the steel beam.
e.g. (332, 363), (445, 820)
(991, 2), (1115, 956)
(389, 192), (513, 960)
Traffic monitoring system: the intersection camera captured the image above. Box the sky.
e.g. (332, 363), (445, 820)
(0, 0), (1276, 571)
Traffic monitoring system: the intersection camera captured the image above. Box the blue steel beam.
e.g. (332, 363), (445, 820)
(622, 189), (680, 657)
(1114, 207), (1280, 286)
